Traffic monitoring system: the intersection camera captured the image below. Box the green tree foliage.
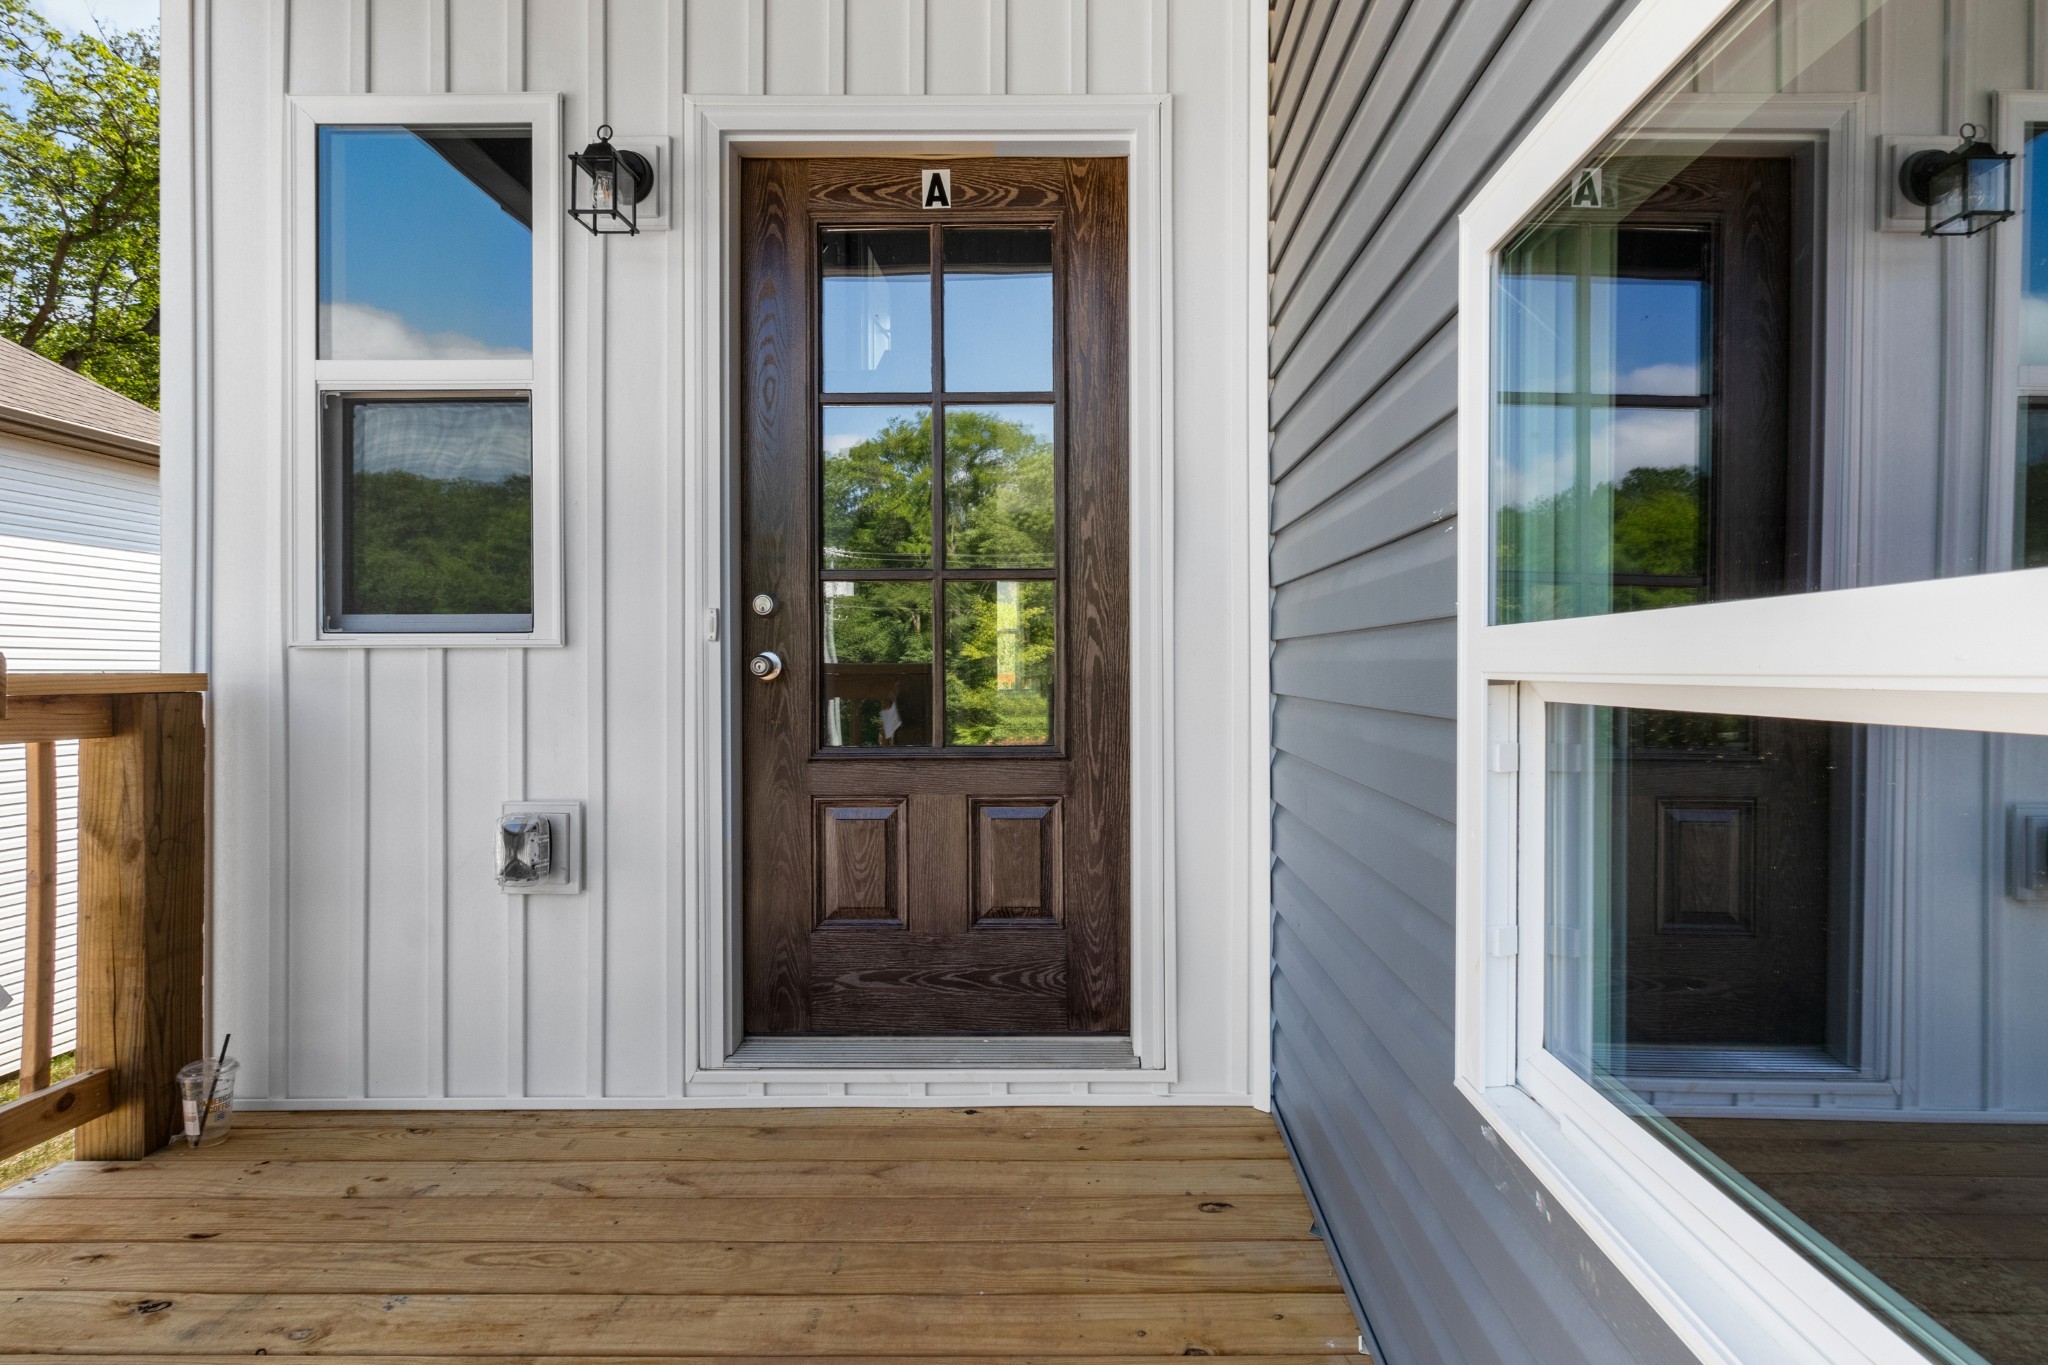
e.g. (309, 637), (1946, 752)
(0, 1), (159, 406)
(1497, 464), (1706, 621)
(347, 471), (533, 616)
(944, 580), (1054, 746)
(943, 408), (1054, 568)
(824, 410), (933, 568)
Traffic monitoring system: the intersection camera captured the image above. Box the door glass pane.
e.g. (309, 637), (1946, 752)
(821, 230), (931, 393)
(318, 126), (533, 359)
(821, 581), (933, 748)
(1547, 704), (2048, 1365)
(944, 580), (1054, 746)
(329, 396), (533, 624)
(943, 228), (1054, 394)
(944, 405), (1056, 569)
(822, 406), (933, 570)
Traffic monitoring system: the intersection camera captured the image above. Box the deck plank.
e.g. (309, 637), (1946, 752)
(0, 1291), (1359, 1356)
(0, 1239), (1346, 1295)
(12, 1157), (1302, 1200)
(0, 1194), (1317, 1244)
(175, 1125), (1282, 1163)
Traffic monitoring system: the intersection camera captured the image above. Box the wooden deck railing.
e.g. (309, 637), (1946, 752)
(0, 655), (206, 1162)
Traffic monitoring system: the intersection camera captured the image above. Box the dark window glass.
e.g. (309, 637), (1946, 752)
(1548, 705), (2048, 1365)
(2025, 399), (2048, 568)
(324, 395), (532, 630)
(318, 126), (533, 359)
(820, 230), (932, 393)
(943, 228), (1054, 393)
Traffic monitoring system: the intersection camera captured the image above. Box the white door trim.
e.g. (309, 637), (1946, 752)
(679, 96), (1177, 1086)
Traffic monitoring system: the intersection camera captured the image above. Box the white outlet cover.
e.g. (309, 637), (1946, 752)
(500, 800), (584, 895)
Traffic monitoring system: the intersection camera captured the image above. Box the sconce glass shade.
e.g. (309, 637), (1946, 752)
(1901, 128), (2016, 237)
(568, 125), (653, 237)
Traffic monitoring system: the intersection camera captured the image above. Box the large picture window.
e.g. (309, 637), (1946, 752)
(290, 96), (561, 644)
(1460, 2), (2048, 1362)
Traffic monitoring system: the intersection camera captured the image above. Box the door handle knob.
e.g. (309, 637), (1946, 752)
(748, 651), (784, 681)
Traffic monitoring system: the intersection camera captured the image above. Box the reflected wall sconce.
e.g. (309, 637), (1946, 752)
(568, 124), (654, 236)
(1899, 123), (2015, 237)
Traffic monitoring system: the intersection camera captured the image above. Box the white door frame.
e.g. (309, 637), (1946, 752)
(679, 96), (1177, 1085)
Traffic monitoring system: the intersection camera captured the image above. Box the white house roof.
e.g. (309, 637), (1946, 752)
(0, 336), (158, 465)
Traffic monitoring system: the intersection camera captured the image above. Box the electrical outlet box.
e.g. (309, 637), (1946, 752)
(2009, 803), (2048, 902)
(498, 801), (584, 894)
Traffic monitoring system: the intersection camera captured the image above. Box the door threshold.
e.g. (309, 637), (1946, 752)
(726, 1035), (1141, 1069)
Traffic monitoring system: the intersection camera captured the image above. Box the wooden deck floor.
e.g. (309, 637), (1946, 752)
(0, 1106), (1362, 1361)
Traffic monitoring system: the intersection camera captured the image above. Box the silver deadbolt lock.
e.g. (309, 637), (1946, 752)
(749, 651), (784, 681)
(751, 593), (778, 616)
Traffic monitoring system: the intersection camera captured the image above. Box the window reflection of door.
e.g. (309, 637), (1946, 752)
(1496, 156), (1803, 623)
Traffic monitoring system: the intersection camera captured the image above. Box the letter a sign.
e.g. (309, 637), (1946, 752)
(921, 168), (953, 210)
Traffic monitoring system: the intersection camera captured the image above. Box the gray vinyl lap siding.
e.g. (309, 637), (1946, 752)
(1265, 0), (1695, 1360)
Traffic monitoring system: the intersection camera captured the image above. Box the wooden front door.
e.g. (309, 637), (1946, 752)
(738, 157), (1129, 1037)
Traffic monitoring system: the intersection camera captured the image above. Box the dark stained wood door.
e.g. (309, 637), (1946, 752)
(738, 157), (1129, 1036)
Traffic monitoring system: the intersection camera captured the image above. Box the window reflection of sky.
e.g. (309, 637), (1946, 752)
(944, 272), (1054, 392)
(2025, 128), (2048, 364)
(353, 401), (531, 485)
(318, 128), (532, 358)
(821, 231), (932, 393)
(1498, 273), (1704, 397)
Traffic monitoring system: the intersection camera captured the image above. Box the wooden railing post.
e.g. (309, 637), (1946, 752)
(20, 740), (57, 1094)
(72, 692), (205, 1160)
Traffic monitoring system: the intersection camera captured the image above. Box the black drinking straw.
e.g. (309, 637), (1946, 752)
(193, 1032), (231, 1146)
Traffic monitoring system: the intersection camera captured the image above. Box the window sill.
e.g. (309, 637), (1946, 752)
(295, 632), (562, 649)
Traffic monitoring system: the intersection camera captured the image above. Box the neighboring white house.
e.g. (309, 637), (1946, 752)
(0, 337), (160, 1080)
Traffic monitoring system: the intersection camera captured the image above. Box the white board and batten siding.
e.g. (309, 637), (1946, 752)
(0, 437), (161, 1081)
(176, 0), (1265, 1106)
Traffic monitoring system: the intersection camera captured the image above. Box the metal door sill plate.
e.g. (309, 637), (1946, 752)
(726, 1035), (1141, 1069)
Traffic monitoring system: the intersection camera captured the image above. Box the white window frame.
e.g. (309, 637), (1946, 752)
(1454, 3), (2048, 1362)
(286, 93), (564, 647)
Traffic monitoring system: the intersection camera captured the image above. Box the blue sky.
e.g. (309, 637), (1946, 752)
(0, 2), (159, 113)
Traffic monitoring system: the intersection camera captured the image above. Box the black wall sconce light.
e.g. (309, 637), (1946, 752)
(1899, 123), (2015, 237)
(568, 124), (654, 236)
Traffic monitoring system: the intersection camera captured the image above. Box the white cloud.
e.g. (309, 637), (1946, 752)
(1614, 362), (1700, 396)
(319, 302), (529, 361)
